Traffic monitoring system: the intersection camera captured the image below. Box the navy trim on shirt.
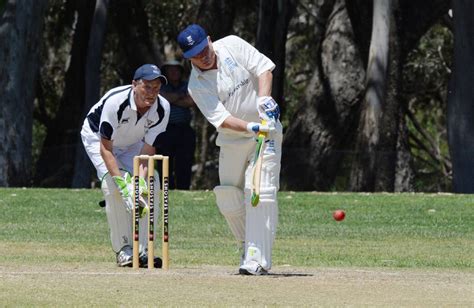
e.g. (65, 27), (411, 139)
(100, 121), (114, 140)
(87, 86), (132, 133)
(117, 99), (130, 123)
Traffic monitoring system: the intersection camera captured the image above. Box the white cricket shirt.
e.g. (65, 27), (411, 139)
(85, 85), (170, 147)
(188, 35), (275, 145)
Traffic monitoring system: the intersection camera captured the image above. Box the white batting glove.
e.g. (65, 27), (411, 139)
(246, 121), (276, 135)
(257, 96), (280, 122)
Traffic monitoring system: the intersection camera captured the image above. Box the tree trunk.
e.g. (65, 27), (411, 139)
(394, 111), (414, 191)
(447, 0), (474, 193)
(345, 0), (373, 68)
(374, 2), (402, 191)
(0, 0), (47, 187)
(281, 0), (365, 191)
(347, 0), (451, 65)
(256, 0), (297, 111)
(349, 0), (392, 191)
(346, 0), (450, 192)
(34, 0), (95, 187)
(72, 0), (110, 188)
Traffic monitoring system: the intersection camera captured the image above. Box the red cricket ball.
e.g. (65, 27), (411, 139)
(333, 210), (345, 221)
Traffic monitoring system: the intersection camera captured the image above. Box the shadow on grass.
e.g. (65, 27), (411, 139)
(234, 272), (314, 277)
(268, 272), (314, 277)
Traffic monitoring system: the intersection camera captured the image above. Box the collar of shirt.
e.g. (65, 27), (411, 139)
(129, 87), (138, 111)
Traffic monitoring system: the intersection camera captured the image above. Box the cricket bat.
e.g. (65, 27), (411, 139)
(250, 120), (267, 206)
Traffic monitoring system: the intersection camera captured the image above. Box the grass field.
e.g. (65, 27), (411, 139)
(0, 188), (473, 306)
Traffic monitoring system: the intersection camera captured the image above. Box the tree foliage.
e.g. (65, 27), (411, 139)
(403, 24), (452, 191)
(0, 0), (461, 192)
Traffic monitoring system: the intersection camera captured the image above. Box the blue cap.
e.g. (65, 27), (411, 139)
(177, 24), (208, 58)
(133, 64), (168, 84)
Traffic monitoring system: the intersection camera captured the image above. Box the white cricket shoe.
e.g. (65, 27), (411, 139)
(116, 245), (133, 267)
(239, 260), (268, 276)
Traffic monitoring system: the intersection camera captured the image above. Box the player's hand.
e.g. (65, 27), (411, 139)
(257, 96), (280, 121)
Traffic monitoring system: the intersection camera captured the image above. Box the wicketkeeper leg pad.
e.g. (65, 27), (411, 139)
(214, 185), (246, 242)
(243, 186), (278, 270)
(138, 170), (160, 254)
(102, 174), (133, 253)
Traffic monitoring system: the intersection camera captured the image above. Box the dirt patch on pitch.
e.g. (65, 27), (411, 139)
(1, 265), (473, 306)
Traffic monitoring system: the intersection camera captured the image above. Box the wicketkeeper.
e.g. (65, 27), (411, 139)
(177, 24), (283, 275)
(80, 64), (170, 267)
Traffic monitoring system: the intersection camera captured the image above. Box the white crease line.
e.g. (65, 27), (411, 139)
(1, 271), (162, 276)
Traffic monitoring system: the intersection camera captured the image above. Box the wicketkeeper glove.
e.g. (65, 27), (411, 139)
(257, 96), (280, 121)
(137, 177), (148, 196)
(126, 175), (149, 219)
(113, 173), (133, 199)
(114, 173), (148, 195)
(113, 173), (148, 217)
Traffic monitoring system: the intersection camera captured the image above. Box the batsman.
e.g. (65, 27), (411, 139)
(178, 24), (283, 275)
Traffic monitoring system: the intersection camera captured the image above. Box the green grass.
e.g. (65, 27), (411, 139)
(0, 189), (473, 269)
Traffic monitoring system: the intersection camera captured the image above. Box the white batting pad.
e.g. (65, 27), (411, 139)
(243, 186), (278, 270)
(102, 175), (133, 253)
(214, 185), (246, 242)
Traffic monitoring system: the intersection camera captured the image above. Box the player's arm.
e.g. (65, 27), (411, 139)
(235, 39), (278, 121)
(100, 138), (121, 177)
(188, 77), (268, 134)
(256, 71), (280, 122)
(221, 115), (274, 135)
(220, 116), (248, 132)
(257, 70), (273, 97)
(100, 137), (135, 210)
(220, 72), (277, 131)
